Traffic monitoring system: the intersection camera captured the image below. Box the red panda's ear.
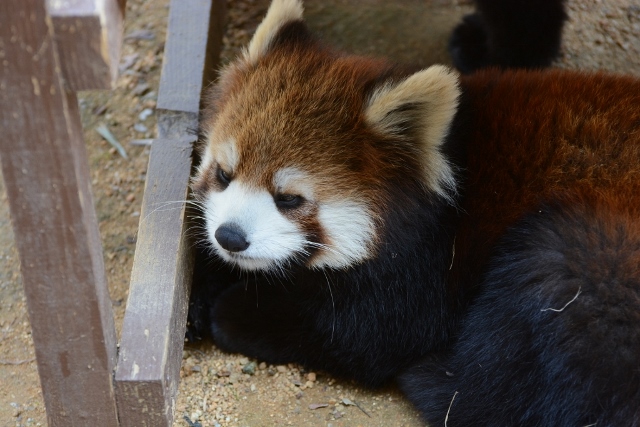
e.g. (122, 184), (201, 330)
(244, 0), (305, 65)
(365, 65), (461, 199)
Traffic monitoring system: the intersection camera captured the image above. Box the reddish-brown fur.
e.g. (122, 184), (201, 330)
(193, 20), (640, 293)
(451, 69), (640, 289)
(199, 46), (427, 209)
(193, 31), (445, 259)
(400, 69), (640, 426)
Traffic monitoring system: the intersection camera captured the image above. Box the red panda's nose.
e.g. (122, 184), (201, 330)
(215, 223), (250, 252)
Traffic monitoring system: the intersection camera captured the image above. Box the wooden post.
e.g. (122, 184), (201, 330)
(114, 0), (226, 425)
(0, 0), (121, 425)
(47, 0), (126, 90)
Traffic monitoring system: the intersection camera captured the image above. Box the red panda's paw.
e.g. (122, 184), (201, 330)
(207, 281), (312, 365)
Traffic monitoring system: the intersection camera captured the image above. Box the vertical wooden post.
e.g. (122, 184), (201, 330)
(47, 0), (126, 90)
(0, 1), (120, 426)
(114, 0), (225, 425)
(46, 0), (126, 92)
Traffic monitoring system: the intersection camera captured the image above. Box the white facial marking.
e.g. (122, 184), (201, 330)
(273, 167), (314, 200)
(202, 166), (377, 272)
(204, 180), (305, 271)
(197, 137), (238, 178)
(311, 200), (376, 269)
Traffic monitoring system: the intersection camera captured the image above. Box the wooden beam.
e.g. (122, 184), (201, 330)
(156, 0), (225, 121)
(114, 0), (226, 425)
(47, 0), (126, 90)
(114, 136), (196, 427)
(0, 1), (119, 426)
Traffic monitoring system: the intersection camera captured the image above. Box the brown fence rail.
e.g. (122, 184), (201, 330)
(0, 0), (224, 424)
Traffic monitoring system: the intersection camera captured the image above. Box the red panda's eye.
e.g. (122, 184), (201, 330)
(275, 194), (303, 209)
(217, 166), (231, 187)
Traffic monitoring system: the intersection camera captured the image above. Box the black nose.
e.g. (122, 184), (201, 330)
(215, 223), (250, 252)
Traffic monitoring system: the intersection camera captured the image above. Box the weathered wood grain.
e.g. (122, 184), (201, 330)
(0, 1), (119, 425)
(47, 0), (126, 90)
(115, 136), (196, 427)
(157, 0), (226, 118)
(114, 0), (226, 425)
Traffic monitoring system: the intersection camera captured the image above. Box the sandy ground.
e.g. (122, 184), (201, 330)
(1, 0), (639, 426)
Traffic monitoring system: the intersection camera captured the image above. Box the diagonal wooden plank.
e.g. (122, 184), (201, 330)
(114, 0), (226, 425)
(156, 0), (225, 118)
(115, 136), (195, 426)
(0, 0), (119, 425)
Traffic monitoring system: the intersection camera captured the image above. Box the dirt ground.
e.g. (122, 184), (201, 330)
(1, 0), (639, 426)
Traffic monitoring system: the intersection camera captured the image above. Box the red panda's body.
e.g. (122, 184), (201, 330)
(452, 69), (640, 287)
(402, 69), (640, 426)
(190, 13), (464, 386)
(189, 0), (640, 425)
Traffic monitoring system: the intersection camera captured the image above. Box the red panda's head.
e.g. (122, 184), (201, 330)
(192, 0), (460, 273)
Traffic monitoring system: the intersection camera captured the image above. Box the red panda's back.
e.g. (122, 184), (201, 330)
(451, 69), (640, 287)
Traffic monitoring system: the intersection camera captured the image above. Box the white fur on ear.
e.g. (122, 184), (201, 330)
(244, 0), (304, 65)
(365, 65), (461, 200)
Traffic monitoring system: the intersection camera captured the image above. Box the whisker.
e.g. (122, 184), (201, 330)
(303, 240), (347, 258)
(322, 269), (337, 343)
(139, 199), (205, 225)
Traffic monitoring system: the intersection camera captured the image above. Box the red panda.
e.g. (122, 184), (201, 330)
(189, 0), (640, 425)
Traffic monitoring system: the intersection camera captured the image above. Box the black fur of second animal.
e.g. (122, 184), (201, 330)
(399, 202), (640, 426)
(449, 0), (567, 73)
